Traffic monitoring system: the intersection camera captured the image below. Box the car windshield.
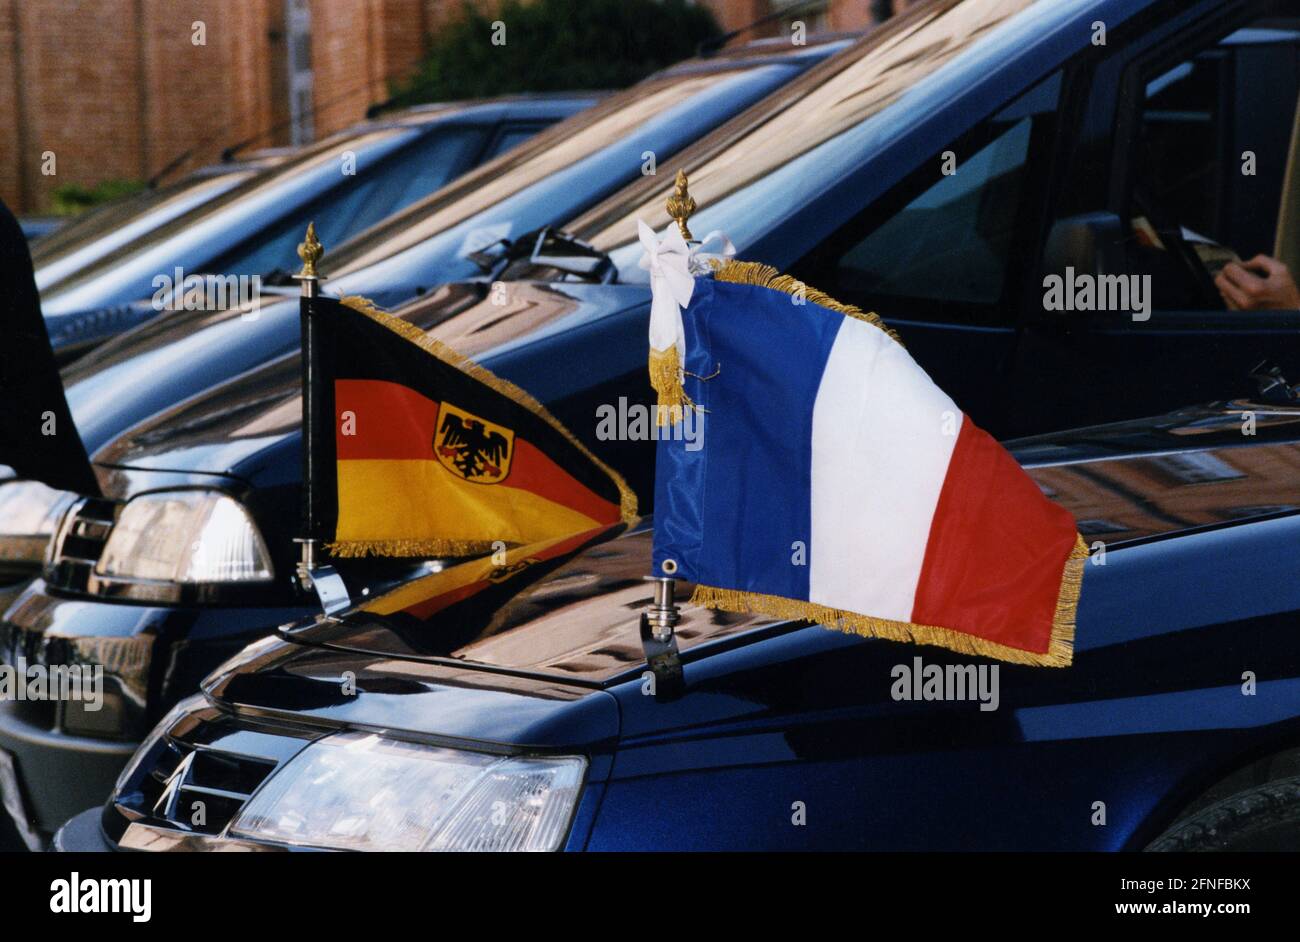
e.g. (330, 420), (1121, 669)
(560, 0), (1047, 275)
(31, 170), (259, 290)
(321, 46), (840, 279)
(37, 124), (434, 313)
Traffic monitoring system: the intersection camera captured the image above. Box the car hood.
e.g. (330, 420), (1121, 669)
(1007, 400), (1300, 544)
(206, 453), (1300, 753)
(203, 633), (623, 751)
(201, 522), (768, 749)
(228, 396), (1300, 680)
(286, 525), (776, 682)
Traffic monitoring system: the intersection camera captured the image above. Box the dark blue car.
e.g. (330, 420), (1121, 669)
(36, 95), (594, 360)
(19, 0), (1300, 850)
(56, 396), (1300, 851)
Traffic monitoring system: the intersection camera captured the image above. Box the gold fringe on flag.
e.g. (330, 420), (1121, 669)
(323, 296), (640, 557)
(711, 259), (904, 345)
(690, 535), (1089, 668)
(648, 346), (692, 427)
(328, 538), (502, 559)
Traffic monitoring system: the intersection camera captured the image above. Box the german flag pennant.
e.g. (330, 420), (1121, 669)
(360, 523), (624, 625)
(304, 295), (637, 558)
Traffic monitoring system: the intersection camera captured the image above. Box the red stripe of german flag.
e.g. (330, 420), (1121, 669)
(334, 379), (622, 554)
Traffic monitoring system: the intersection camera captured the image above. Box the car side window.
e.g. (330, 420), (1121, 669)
(795, 71), (1062, 325)
(1117, 11), (1300, 311)
(483, 123), (548, 160)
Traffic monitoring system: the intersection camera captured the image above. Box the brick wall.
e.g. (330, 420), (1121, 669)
(1, 0), (149, 214)
(0, 0), (284, 213)
(0, 0), (884, 214)
(0, 2), (24, 212)
(0, 0), (425, 213)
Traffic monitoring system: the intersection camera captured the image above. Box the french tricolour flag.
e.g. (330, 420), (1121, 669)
(649, 259), (1087, 667)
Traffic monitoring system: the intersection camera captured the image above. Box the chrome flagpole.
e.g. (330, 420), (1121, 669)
(292, 224), (349, 613)
(293, 222), (325, 591)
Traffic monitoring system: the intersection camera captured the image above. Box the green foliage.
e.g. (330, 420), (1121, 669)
(389, 0), (721, 107)
(50, 179), (146, 216)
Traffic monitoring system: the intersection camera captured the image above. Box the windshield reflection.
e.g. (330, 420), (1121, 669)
(32, 172), (257, 290)
(325, 74), (728, 271)
(567, 0), (1040, 260)
(39, 128), (409, 304)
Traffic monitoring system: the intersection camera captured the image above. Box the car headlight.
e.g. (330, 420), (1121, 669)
(96, 490), (273, 584)
(228, 732), (586, 852)
(0, 480), (75, 569)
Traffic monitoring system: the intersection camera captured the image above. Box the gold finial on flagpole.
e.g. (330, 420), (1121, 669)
(666, 169), (696, 242)
(295, 222), (325, 298)
(297, 221), (324, 278)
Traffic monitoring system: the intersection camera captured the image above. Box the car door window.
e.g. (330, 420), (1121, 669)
(796, 71), (1062, 324)
(1120, 6), (1300, 310)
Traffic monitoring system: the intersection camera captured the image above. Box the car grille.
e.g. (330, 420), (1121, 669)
(120, 706), (316, 838)
(0, 619), (58, 730)
(0, 601), (154, 739)
(45, 496), (118, 592)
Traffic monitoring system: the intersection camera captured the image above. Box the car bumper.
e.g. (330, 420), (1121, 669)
(52, 807), (113, 852)
(0, 703), (138, 839)
(0, 581), (314, 838)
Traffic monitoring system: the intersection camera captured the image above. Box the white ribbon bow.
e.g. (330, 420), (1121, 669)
(638, 219), (735, 357)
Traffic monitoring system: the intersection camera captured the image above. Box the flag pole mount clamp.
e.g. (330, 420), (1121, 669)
(640, 571), (684, 701)
(647, 566), (680, 641)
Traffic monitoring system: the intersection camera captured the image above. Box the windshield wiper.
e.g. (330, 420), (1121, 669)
(261, 267), (298, 287)
(471, 227), (616, 283)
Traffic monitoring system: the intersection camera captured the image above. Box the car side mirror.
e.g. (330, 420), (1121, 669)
(1032, 212), (1129, 327)
(1042, 212), (1127, 280)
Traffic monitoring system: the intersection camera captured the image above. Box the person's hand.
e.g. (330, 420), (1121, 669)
(1215, 255), (1300, 310)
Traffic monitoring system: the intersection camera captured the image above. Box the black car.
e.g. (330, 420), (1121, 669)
(55, 397), (1300, 851)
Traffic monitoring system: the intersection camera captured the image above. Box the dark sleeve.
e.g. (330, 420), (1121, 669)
(0, 198), (100, 494)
